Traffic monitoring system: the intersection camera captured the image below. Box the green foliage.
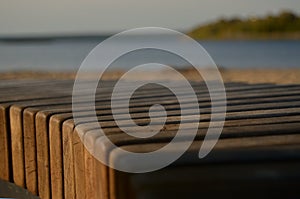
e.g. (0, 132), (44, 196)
(188, 11), (300, 40)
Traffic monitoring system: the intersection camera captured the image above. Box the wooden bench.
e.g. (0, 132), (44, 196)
(0, 79), (300, 199)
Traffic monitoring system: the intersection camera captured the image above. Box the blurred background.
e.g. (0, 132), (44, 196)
(0, 0), (299, 73)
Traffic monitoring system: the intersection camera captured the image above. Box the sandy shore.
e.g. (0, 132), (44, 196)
(221, 68), (300, 84)
(182, 68), (300, 84)
(0, 68), (299, 84)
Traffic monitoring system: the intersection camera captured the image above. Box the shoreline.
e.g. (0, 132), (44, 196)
(0, 68), (300, 84)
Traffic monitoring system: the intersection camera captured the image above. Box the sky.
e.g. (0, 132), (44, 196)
(0, 0), (300, 36)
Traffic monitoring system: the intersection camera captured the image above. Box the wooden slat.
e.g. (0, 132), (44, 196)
(36, 111), (51, 199)
(0, 105), (11, 181)
(62, 120), (76, 199)
(23, 108), (39, 195)
(10, 105), (25, 188)
(71, 121), (86, 199)
(49, 115), (64, 199)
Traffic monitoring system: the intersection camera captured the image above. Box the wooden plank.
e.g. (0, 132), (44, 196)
(84, 145), (97, 199)
(49, 115), (65, 199)
(23, 108), (38, 195)
(9, 105), (25, 188)
(78, 128), (106, 199)
(62, 120), (76, 199)
(0, 105), (11, 181)
(35, 111), (51, 199)
(82, 125), (105, 199)
(71, 122), (86, 199)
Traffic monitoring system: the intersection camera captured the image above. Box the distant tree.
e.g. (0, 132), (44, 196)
(279, 11), (297, 21)
(188, 11), (300, 39)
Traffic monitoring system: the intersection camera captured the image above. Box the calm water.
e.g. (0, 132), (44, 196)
(0, 38), (299, 72)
